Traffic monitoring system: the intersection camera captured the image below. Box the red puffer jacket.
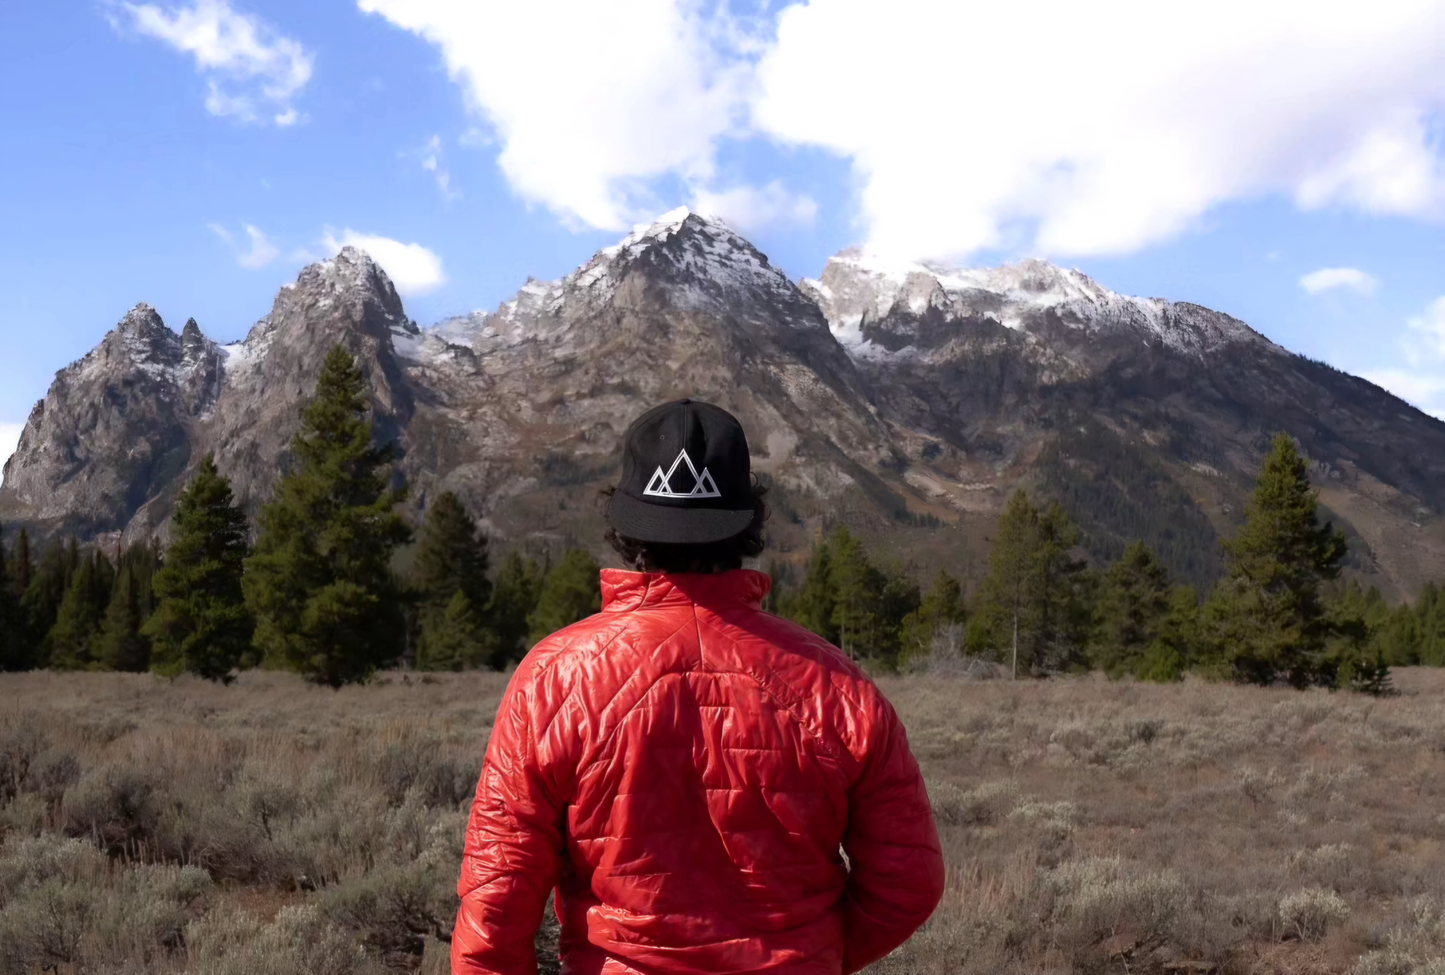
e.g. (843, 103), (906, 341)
(453, 569), (944, 975)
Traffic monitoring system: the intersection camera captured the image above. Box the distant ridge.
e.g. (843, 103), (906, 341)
(4, 210), (1444, 598)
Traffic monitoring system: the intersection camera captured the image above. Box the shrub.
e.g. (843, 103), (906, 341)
(0, 834), (210, 972)
(1279, 886), (1350, 941)
(1043, 856), (1190, 951)
(187, 904), (392, 975)
(319, 860), (457, 965)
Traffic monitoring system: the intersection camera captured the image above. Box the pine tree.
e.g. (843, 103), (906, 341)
(900, 568), (965, 662)
(792, 535), (838, 644)
(762, 559), (798, 617)
(486, 551), (544, 668)
(1091, 542), (1173, 678)
(969, 493), (1088, 676)
(145, 456), (254, 682)
(16, 537), (71, 669)
(9, 529), (32, 597)
(828, 527), (884, 659)
(1140, 586), (1201, 682)
(0, 529), (15, 671)
(118, 543), (161, 626)
(1033, 503), (1091, 673)
(1, 529), (31, 670)
(527, 549), (602, 645)
(49, 551), (112, 670)
(1203, 434), (1350, 687)
(95, 562), (150, 671)
(1416, 582), (1445, 666)
(243, 347), (412, 687)
(969, 491), (1044, 678)
(413, 491), (493, 670)
(419, 590), (489, 671)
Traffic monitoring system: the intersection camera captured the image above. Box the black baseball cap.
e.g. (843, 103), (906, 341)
(608, 399), (755, 544)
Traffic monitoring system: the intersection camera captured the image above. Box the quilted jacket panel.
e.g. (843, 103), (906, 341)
(452, 569), (944, 975)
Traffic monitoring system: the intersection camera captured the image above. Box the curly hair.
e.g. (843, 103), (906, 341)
(601, 479), (769, 574)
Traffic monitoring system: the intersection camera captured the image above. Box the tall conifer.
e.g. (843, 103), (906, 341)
(16, 538), (68, 668)
(10, 529), (32, 597)
(792, 536), (838, 644)
(1203, 434), (1349, 686)
(901, 568), (965, 661)
(244, 347), (412, 687)
(1091, 541), (1173, 677)
(828, 527), (884, 659)
(969, 492), (1088, 676)
(969, 491), (1044, 678)
(0, 529), (15, 670)
(421, 590), (489, 671)
(488, 551), (544, 668)
(527, 549), (602, 645)
(413, 491), (492, 670)
(49, 551), (112, 669)
(96, 562), (150, 672)
(145, 455), (254, 682)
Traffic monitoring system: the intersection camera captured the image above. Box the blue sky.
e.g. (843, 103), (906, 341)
(2, 0), (1443, 476)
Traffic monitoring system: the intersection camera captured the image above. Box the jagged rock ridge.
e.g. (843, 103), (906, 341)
(4, 212), (1445, 598)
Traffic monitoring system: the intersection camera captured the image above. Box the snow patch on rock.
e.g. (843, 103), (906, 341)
(810, 250), (1261, 359)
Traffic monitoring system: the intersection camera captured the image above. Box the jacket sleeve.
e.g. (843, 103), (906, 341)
(840, 695), (945, 974)
(452, 665), (566, 975)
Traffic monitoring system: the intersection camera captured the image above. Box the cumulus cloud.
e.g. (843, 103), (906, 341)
(692, 181), (817, 234)
(364, 0), (1445, 261)
(209, 222), (280, 269)
(1405, 296), (1445, 362)
(321, 229), (447, 296)
(419, 135), (454, 199)
(753, 0), (1445, 261)
(356, 0), (770, 230)
(0, 422), (23, 486)
(1363, 369), (1445, 419)
(1364, 297), (1445, 418)
(1299, 267), (1379, 296)
(114, 0), (312, 125)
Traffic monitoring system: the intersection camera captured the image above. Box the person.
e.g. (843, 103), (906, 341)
(453, 399), (945, 974)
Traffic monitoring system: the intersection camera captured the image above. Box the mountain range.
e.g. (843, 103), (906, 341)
(4, 208), (1443, 598)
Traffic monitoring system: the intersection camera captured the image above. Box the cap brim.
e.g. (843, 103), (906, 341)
(609, 491), (755, 545)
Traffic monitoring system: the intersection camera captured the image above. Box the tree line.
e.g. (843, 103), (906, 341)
(770, 434), (1438, 694)
(1, 350), (1438, 695)
(0, 347), (602, 686)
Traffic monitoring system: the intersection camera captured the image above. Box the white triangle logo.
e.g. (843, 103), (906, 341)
(643, 448), (723, 499)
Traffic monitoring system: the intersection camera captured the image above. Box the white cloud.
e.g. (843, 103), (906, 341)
(1299, 267), (1379, 296)
(754, 0), (1445, 262)
(115, 0), (312, 125)
(692, 181), (817, 234)
(209, 222), (280, 268)
(321, 229), (447, 296)
(1362, 369), (1445, 419)
(1405, 296), (1445, 363)
(0, 423), (23, 486)
(1364, 297), (1445, 418)
(418, 135), (454, 199)
(366, 0), (1445, 262)
(356, 0), (769, 230)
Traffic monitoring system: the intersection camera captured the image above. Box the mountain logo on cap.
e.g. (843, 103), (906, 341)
(643, 449), (722, 499)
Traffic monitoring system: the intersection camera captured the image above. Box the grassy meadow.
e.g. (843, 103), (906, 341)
(2, 668), (1444, 975)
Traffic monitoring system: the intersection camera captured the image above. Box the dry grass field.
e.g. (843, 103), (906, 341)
(2, 668), (1444, 975)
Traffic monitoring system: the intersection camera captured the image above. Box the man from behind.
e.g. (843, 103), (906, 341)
(453, 399), (945, 974)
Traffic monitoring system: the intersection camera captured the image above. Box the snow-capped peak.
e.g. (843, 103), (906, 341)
(805, 250), (1258, 359)
(435, 206), (802, 353)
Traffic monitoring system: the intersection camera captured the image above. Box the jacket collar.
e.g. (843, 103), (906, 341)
(601, 568), (773, 613)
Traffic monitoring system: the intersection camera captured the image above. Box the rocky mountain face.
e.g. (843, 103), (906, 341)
(5, 211), (1444, 598)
